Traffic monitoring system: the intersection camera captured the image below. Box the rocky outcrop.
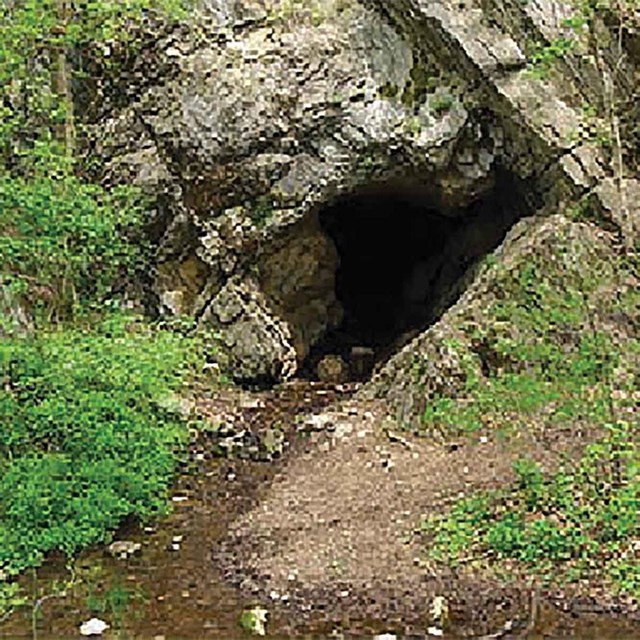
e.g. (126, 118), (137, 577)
(364, 213), (639, 425)
(96, 0), (640, 381)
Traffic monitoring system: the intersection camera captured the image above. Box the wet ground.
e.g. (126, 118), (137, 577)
(0, 382), (355, 639)
(0, 381), (638, 640)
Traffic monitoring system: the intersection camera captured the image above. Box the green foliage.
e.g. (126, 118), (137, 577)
(430, 92), (455, 115)
(422, 420), (639, 595)
(0, 312), (204, 580)
(0, 0), (207, 623)
(0, 0), (190, 174)
(422, 245), (635, 436)
(85, 578), (145, 629)
(0, 173), (147, 321)
(420, 229), (639, 595)
(527, 36), (576, 78)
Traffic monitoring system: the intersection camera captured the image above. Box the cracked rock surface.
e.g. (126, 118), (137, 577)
(96, 0), (639, 381)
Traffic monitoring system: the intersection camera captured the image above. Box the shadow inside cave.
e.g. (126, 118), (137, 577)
(300, 172), (532, 381)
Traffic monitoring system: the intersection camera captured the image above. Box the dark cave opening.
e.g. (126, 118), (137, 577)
(322, 191), (457, 347)
(303, 174), (529, 381)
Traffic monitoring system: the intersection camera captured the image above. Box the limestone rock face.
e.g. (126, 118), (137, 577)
(96, 0), (639, 381)
(202, 277), (298, 382)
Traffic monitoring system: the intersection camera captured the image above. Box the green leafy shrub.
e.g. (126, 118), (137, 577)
(0, 312), (203, 577)
(0, 173), (147, 321)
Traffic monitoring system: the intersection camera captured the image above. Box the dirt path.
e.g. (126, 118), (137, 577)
(1, 381), (638, 639)
(213, 389), (640, 638)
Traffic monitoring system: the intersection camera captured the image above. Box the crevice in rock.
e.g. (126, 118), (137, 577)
(300, 169), (533, 381)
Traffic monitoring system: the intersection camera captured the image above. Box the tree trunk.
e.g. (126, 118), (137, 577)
(52, 0), (75, 157)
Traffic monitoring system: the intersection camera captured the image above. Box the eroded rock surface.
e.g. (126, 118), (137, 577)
(97, 0), (640, 381)
(364, 214), (640, 425)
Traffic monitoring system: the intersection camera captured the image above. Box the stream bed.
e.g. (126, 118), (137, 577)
(0, 381), (638, 640)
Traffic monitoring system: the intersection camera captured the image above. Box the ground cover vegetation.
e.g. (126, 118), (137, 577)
(421, 0), (639, 598)
(0, 0), (202, 620)
(420, 244), (639, 596)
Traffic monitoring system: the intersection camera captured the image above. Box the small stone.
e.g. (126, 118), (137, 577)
(334, 423), (353, 439)
(427, 627), (444, 637)
(240, 606), (268, 636)
(239, 397), (265, 410)
(171, 544), (181, 551)
(79, 618), (109, 636)
(302, 414), (333, 431)
(316, 355), (348, 383)
(108, 540), (141, 558)
(172, 495), (188, 503)
(172, 535), (184, 543)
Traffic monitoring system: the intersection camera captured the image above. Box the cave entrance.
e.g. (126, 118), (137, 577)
(322, 190), (455, 347)
(305, 175), (527, 381)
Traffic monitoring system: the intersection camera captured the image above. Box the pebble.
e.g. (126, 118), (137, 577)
(79, 618), (109, 636)
(108, 540), (141, 558)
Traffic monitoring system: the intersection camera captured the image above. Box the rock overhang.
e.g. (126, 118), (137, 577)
(95, 0), (640, 383)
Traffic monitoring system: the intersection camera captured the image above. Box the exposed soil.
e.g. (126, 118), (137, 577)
(213, 388), (640, 638)
(1, 381), (638, 639)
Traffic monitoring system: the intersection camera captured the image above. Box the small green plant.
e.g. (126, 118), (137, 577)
(0, 583), (28, 623)
(527, 36), (576, 78)
(249, 197), (274, 227)
(86, 579), (144, 628)
(430, 93), (455, 115)
(422, 421), (639, 595)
